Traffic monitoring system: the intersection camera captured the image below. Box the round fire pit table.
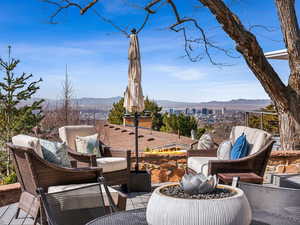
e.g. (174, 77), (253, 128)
(85, 208), (147, 225)
(85, 207), (290, 225)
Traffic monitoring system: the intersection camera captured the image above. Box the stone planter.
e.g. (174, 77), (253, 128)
(146, 183), (252, 225)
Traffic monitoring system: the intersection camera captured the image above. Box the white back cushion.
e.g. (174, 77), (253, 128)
(12, 134), (43, 158)
(230, 126), (272, 155)
(217, 140), (232, 160)
(59, 125), (97, 150)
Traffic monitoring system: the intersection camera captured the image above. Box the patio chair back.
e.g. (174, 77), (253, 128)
(229, 126), (272, 155)
(9, 144), (39, 195)
(37, 177), (118, 225)
(59, 125), (98, 151)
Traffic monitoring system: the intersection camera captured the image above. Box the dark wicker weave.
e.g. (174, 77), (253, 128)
(86, 208), (147, 225)
(37, 177), (125, 225)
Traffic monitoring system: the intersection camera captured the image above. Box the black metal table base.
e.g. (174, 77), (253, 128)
(129, 171), (151, 192)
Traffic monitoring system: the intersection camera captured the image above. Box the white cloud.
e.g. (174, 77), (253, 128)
(155, 65), (205, 81)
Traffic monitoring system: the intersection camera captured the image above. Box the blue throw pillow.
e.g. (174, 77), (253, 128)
(230, 133), (249, 160)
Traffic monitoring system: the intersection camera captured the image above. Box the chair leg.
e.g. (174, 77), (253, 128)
(15, 207), (21, 219)
(36, 205), (48, 225)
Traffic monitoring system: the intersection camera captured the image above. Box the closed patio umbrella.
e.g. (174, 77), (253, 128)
(124, 30), (145, 113)
(124, 29), (145, 172)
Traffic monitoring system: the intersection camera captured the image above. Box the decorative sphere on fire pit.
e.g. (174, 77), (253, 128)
(180, 173), (217, 195)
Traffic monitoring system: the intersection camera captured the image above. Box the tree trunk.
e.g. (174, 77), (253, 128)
(278, 110), (296, 150)
(275, 0), (300, 150)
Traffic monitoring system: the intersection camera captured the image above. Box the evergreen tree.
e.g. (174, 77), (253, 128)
(0, 46), (44, 176)
(108, 97), (163, 131)
(160, 113), (198, 137)
(108, 98), (125, 125)
(143, 97), (163, 130)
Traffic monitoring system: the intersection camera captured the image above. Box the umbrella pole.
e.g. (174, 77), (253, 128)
(134, 112), (139, 172)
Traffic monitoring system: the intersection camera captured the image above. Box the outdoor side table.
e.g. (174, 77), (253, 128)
(86, 208), (147, 225)
(217, 172), (263, 184)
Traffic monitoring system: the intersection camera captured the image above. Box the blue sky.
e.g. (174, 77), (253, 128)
(0, 0), (297, 102)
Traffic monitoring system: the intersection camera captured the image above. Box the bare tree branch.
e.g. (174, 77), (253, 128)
(93, 9), (130, 37)
(42, 0), (151, 37)
(80, 0), (98, 15)
(145, 0), (163, 14)
(137, 13), (150, 34)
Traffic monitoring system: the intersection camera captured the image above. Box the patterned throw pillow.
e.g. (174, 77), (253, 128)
(39, 139), (71, 168)
(217, 140), (232, 160)
(197, 133), (214, 150)
(75, 134), (101, 157)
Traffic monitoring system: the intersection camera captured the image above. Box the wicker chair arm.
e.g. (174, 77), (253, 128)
(105, 149), (132, 158)
(187, 149), (217, 158)
(67, 150), (97, 167)
(208, 158), (253, 175)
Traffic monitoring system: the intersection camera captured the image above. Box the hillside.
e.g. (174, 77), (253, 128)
(23, 97), (271, 111)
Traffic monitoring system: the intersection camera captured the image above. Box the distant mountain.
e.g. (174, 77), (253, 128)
(156, 99), (272, 110)
(23, 97), (271, 111)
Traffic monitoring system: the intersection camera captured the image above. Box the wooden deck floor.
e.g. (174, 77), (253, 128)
(0, 191), (152, 225)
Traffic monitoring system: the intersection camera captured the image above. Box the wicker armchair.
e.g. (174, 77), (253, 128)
(7, 143), (104, 225)
(58, 126), (131, 187)
(187, 126), (275, 179)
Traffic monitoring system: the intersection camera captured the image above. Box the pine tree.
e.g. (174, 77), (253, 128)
(0, 46), (44, 176)
(108, 97), (163, 130)
(108, 98), (125, 125)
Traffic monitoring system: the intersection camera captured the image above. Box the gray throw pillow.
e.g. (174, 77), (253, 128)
(197, 133), (214, 150)
(75, 133), (101, 157)
(217, 140), (232, 160)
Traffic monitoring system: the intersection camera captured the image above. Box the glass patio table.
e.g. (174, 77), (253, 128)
(85, 208), (147, 225)
(85, 207), (300, 225)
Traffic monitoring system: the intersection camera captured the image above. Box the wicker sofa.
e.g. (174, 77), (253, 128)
(187, 126), (275, 178)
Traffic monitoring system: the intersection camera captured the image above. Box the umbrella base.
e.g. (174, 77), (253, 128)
(129, 170), (151, 192)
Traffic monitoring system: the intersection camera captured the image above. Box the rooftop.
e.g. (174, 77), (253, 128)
(98, 123), (195, 152)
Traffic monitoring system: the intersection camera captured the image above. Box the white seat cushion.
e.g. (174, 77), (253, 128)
(188, 157), (218, 176)
(96, 157), (127, 173)
(48, 183), (118, 210)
